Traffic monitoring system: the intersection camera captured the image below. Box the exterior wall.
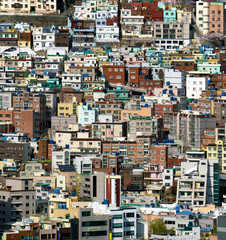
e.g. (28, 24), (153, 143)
(102, 65), (126, 85)
(0, 0), (57, 13)
(78, 208), (109, 240)
(172, 60), (195, 74)
(121, 108), (152, 121)
(196, 0), (209, 35)
(57, 102), (76, 117)
(186, 77), (208, 99)
(149, 145), (167, 168)
(0, 179), (36, 228)
(209, 3), (224, 34)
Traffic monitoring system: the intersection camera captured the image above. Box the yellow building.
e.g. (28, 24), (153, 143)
(57, 99), (77, 117)
(207, 140), (226, 173)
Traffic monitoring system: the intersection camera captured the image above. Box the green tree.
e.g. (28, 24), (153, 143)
(150, 219), (166, 234)
(150, 219), (175, 235)
(212, 224), (217, 235)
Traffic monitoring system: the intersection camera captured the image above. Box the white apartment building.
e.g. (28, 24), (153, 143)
(61, 73), (82, 90)
(196, 0), (209, 34)
(0, 0), (57, 13)
(73, 156), (92, 174)
(186, 77), (208, 99)
(164, 69), (185, 88)
(32, 27), (55, 51)
(121, 16), (144, 36)
(96, 25), (120, 42)
(177, 160), (207, 206)
(52, 148), (71, 172)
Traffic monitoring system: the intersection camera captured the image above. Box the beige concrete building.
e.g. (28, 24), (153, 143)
(196, 0), (209, 34)
(70, 138), (101, 154)
(0, 0), (57, 13)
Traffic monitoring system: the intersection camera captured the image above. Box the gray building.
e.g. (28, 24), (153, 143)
(0, 178), (36, 229)
(79, 171), (105, 201)
(77, 208), (109, 240)
(218, 214), (226, 240)
(153, 21), (190, 39)
(127, 115), (163, 141)
(168, 111), (217, 148)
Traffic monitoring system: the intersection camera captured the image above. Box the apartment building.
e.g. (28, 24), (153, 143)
(153, 21), (190, 39)
(33, 26), (56, 51)
(0, 30), (17, 46)
(177, 160), (207, 206)
(54, 28), (70, 48)
(186, 77), (208, 99)
(76, 208), (109, 240)
(121, 16), (144, 36)
(52, 147), (71, 172)
(196, 0), (209, 35)
(57, 101), (77, 117)
(169, 111), (216, 148)
(70, 19), (96, 47)
(92, 122), (127, 141)
(95, 101), (124, 122)
(189, 99), (213, 115)
(13, 91), (47, 136)
(0, 0), (57, 13)
(207, 140), (226, 173)
(213, 99), (226, 125)
(70, 138), (101, 154)
(102, 65), (126, 85)
(0, 178), (36, 228)
(121, 163), (144, 191)
(143, 163), (163, 186)
(0, 141), (31, 163)
(90, 201), (137, 240)
(172, 59), (196, 75)
(209, 2), (224, 34)
(78, 105), (98, 126)
(127, 115), (163, 141)
(102, 136), (153, 163)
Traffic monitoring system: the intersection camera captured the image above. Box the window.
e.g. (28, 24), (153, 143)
(112, 214), (122, 219)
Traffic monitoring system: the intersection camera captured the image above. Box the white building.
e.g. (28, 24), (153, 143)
(164, 69), (185, 88)
(73, 156), (92, 174)
(96, 25), (120, 42)
(186, 76), (208, 99)
(52, 148), (71, 172)
(32, 27), (55, 51)
(89, 201), (137, 240)
(61, 73), (82, 90)
(196, 0), (209, 35)
(77, 104), (98, 126)
(163, 168), (174, 188)
(177, 160), (207, 206)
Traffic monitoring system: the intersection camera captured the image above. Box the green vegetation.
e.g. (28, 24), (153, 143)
(150, 219), (174, 235)
(212, 224), (217, 235)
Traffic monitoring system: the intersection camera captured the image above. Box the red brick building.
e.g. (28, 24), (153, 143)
(172, 60), (196, 75)
(102, 65), (126, 85)
(13, 92), (46, 136)
(128, 66), (152, 88)
(149, 145), (168, 168)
